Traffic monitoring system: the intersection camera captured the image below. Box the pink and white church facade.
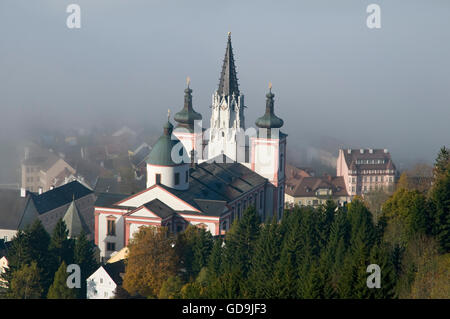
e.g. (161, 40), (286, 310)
(94, 33), (287, 260)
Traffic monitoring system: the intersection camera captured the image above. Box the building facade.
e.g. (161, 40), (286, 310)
(336, 148), (397, 196)
(285, 173), (351, 208)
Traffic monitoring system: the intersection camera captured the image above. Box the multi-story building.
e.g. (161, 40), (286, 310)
(21, 149), (76, 193)
(336, 148), (397, 196)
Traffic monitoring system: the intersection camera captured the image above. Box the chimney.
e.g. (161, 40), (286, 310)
(20, 188), (26, 198)
(369, 149), (373, 154)
(384, 149), (388, 153)
(347, 149), (351, 154)
(360, 149), (364, 154)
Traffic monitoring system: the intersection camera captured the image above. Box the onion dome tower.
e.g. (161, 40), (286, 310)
(146, 112), (190, 190)
(255, 83), (284, 136)
(251, 84), (287, 221)
(174, 77), (202, 132)
(173, 78), (204, 161)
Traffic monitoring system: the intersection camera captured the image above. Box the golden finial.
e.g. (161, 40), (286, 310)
(168, 109), (171, 121)
(269, 82), (272, 91)
(186, 76), (190, 87)
(227, 31), (231, 38)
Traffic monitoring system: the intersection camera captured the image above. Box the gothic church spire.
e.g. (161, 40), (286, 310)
(218, 32), (240, 97)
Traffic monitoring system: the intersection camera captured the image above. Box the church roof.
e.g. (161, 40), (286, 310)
(63, 200), (89, 238)
(217, 33), (240, 97)
(95, 192), (130, 208)
(103, 260), (125, 286)
(146, 120), (187, 166)
(31, 181), (93, 215)
(160, 155), (267, 215)
(143, 199), (176, 219)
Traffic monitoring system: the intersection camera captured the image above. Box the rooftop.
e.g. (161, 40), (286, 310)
(31, 181), (93, 214)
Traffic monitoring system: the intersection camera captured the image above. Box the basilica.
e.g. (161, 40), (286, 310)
(94, 34), (288, 259)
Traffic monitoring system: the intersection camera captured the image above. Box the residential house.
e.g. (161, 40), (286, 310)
(86, 260), (125, 299)
(285, 173), (350, 207)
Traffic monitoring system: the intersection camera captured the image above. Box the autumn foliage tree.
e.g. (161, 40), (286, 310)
(122, 226), (178, 298)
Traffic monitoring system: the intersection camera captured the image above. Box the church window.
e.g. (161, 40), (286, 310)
(155, 173), (161, 184)
(175, 172), (180, 185)
(107, 219), (116, 236)
(185, 170), (188, 183)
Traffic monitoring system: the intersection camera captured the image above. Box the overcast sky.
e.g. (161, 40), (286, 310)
(0, 0), (449, 173)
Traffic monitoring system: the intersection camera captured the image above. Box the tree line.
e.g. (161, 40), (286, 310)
(118, 147), (449, 299)
(0, 219), (98, 299)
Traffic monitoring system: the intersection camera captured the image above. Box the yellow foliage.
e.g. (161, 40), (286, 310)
(122, 226), (178, 298)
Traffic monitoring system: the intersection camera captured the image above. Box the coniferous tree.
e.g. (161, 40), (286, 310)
(369, 243), (397, 298)
(220, 205), (260, 297)
(47, 261), (77, 299)
(8, 261), (43, 299)
(275, 207), (302, 298)
(6, 220), (52, 296)
(49, 219), (73, 265)
(248, 217), (282, 298)
(433, 146), (450, 177)
(73, 231), (98, 298)
(429, 159), (450, 253)
(177, 225), (213, 280)
(206, 237), (223, 281)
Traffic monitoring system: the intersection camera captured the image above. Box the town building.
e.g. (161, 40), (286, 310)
(336, 148), (397, 196)
(285, 173), (350, 207)
(94, 34), (287, 260)
(21, 148), (76, 193)
(0, 188), (34, 242)
(0, 181), (95, 242)
(86, 260), (125, 299)
(20, 181), (95, 238)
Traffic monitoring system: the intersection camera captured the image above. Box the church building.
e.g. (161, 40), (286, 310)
(95, 34), (287, 260)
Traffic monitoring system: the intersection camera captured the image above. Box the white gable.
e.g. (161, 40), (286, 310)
(86, 266), (117, 299)
(117, 186), (198, 212)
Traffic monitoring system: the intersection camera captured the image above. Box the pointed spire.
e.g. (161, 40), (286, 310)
(63, 199), (88, 238)
(174, 77), (202, 132)
(218, 32), (240, 97)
